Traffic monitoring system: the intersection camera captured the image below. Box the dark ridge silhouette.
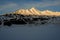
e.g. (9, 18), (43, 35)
(20, 14), (25, 17)
(3, 20), (12, 26)
(0, 21), (2, 25)
(0, 13), (60, 26)
(32, 18), (39, 21)
(39, 18), (50, 21)
(23, 18), (34, 24)
(10, 18), (27, 24)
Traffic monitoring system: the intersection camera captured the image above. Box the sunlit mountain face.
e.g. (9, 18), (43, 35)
(11, 7), (60, 16)
(0, 7), (60, 26)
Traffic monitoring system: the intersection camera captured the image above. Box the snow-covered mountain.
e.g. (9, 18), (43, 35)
(13, 7), (41, 15)
(0, 7), (60, 26)
(12, 7), (60, 16)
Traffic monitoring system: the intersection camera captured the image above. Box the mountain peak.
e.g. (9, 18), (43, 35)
(31, 7), (36, 9)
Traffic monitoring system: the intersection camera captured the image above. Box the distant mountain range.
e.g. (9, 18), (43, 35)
(0, 7), (60, 26)
(10, 7), (60, 16)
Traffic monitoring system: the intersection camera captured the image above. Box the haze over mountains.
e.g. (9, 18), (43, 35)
(11, 7), (60, 16)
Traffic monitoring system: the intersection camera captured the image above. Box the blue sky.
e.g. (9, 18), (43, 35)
(0, 0), (60, 14)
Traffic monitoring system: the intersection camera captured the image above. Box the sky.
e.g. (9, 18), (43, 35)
(0, 0), (60, 14)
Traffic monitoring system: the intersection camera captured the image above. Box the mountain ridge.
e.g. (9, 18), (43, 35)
(3, 7), (60, 16)
(0, 7), (60, 26)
